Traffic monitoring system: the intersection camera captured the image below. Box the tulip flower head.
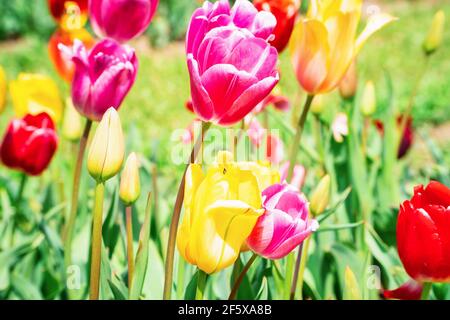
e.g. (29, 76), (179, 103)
(89, 0), (159, 43)
(279, 161), (306, 190)
(331, 113), (349, 143)
(48, 0), (88, 31)
(0, 66), (6, 114)
(383, 280), (423, 300)
(423, 10), (445, 56)
(289, 0), (396, 94)
(186, 0), (279, 126)
(397, 181), (450, 283)
(338, 60), (358, 100)
(87, 108), (125, 183)
(177, 151), (279, 274)
(247, 183), (318, 259)
(252, 88), (291, 114)
(64, 38), (138, 121)
(48, 28), (94, 82)
(10, 73), (63, 123)
(62, 97), (83, 141)
(309, 174), (331, 216)
(119, 152), (141, 205)
(0, 113), (58, 176)
(361, 80), (376, 117)
(254, 0), (301, 53)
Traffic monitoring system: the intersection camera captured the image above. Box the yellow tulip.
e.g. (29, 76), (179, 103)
(423, 10), (445, 56)
(62, 97), (83, 141)
(289, 0), (396, 94)
(339, 60), (358, 100)
(9, 73), (63, 122)
(310, 174), (331, 216)
(87, 108), (125, 183)
(119, 152), (141, 205)
(0, 66), (6, 114)
(177, 151), (279, 274)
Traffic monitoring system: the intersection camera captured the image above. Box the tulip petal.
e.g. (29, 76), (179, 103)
(194, 200), (263, 274)
(355, 13), (397, 54)
(289, 20), (329, 93)
(424, 181), (450, 207)
(187, 55), (215, 121)
(217, 75), (278, 126)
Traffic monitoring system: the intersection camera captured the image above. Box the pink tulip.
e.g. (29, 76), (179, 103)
(266, 134), (284, 165)
(187, 0), (279, 126)
(247, 183), (318, 259)
(280, 161), (306, 190)
(332, 112), (349, 143)
(89, 0), (159, 43)
(253, 92), (291, 114)
(63, 38), (138, 121)
(247, 118), (265, 147)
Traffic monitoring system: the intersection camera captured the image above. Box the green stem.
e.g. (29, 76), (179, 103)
(421, 282), (432, 300)
(287, 95), (315, 180)
(125, 206), (134, 291)
(292, 236), (311, 300)
(163, 121), (212, 300)
(229, 254), (258, 300)
(11, 173), (28, 246)
(195, 269), (208, 300)
(63, 119), (92, 282)
(284, 252), (295, 299)
(89, 182), (105, 300)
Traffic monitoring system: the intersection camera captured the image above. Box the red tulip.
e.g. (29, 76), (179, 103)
(382, 280), (423, 300)
(374, 115), (414, 159)
(254, 0), (300, 53)
(48, 0), (88, 31)
(48, 28), (94, 82)
(397, 181), (450, 283)
(0, 113), (58, 176)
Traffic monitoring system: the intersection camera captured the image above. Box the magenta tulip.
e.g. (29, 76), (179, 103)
(280, 161), (306, 190)
(89, 0), (159, 43)
(187, 0), (279, 126)
(64, 38), (138, 121)
(247, 183), (318, 259)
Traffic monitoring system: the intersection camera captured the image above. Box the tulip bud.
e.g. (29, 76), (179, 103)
(344, 266), (362, 300)
(423, 10), (445, 56)
(62, 97), (83, 141)
(361, 81), (376, 117)
(310, 174), (331, 216)
(87, 108), (125, 183)
(120, 152), (141, 205)
(0, 66), (6, 114)
(310, 95), (325, 115)
(339, 60), (358, 100)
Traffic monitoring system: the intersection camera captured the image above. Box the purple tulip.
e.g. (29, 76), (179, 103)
(187, 0), (279, 126)
(89, 0), (159, 43)
(65, 38), (138, 121)
(247, 183), (318, 260)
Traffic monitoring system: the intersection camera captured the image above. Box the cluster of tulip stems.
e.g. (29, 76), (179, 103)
(0, 0), (448, 301)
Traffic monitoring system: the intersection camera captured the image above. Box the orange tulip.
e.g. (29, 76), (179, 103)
(289, 0), (396, 94)
(48, 28), (94, 82)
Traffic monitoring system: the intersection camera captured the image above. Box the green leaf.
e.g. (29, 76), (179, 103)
(11, 272), (43, 300)
(129, 193), (152, 300)
(108, 275), (128, 300)
(184, 271), (198, 300)
(317, 221), (364, 233)
(255, 277), (269, 300)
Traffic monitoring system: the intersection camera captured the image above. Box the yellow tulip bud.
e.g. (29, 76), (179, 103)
(423, 10), (445, 56)
(9, 73), (63, 122)
(87, 108), (125, 183)
(310, 174), (331, 216)
(339, 60), (358, 100)
(177, 151), (279, 274)
(119, 152), (141, 205)
(62, 97), (83, 141)
(310, 95), (325, 115)
(0, 66), (6, 114)
(344, 266), (362, 300)
(361, 81), (376, 117)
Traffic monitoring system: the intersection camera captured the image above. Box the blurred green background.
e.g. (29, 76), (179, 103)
(0, 0), (449, 160)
